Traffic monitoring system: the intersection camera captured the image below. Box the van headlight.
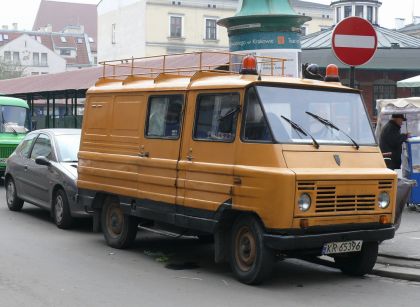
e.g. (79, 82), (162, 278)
(298, 193), (311, 212)
(378, 192), (390, 209)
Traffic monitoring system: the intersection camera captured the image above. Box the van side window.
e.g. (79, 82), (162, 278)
(146, 95), (184, 138)
(194, 93), (240, 142)
(243, 88), (273, 142)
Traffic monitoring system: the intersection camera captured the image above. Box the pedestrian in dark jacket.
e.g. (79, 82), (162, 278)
(379, 114), (409, 170)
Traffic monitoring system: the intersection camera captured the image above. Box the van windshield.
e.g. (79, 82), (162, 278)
(255, 85), (376, 146)
(0, 106), (30, 134)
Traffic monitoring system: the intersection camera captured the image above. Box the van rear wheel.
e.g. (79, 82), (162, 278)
(334, 241), (379, 276)
(101, 198), (138, 249)
(229, 215), (274, 285)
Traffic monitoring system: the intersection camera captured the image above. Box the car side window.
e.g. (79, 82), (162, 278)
(145, 95), (184, 139)
(243, 88), (273, 142)
(194, 93), (240, 142)
(30, 134), (54, 161)
(16, 133), (38, 158)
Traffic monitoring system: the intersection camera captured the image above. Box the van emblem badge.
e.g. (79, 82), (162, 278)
(334, 154), (341, 166)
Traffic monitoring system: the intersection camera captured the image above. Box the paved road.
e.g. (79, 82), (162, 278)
(1, 187), (420, 307)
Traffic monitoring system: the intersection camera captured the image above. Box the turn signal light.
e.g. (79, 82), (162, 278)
(240, 55), (258, 75)
(324, 64), (340, 82)
(379, 215), (389, 224)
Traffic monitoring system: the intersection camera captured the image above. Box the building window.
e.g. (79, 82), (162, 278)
(111, 24), (116, 44)
(170, 15), (183, 38)
(13, 52), (20, 64)
(88, 37), (94, 43)
(373, 84), (396, 115)
(33, 52), (40, 66)
(300, 26), (307, 36)
(60, 36), (67, 43)
(367, 6), (373, 23)
(4, 51), (11, 62)
(41, 53), (48, 66)
(60, 49), (72, 56)
(205, 19), (217, 40)
(336, 7), (341, 22)
(355, 6), (363, 18)
(3, 34), (8, 40)
(31, 72), (39, 76)
(344, 6), (352, 18)
(77, 38), (83, 44)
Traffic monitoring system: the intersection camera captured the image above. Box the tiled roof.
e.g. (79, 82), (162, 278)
(33, 0), (97, 51)
(0, 30), (92, 66)
(0, 53), (229, 96)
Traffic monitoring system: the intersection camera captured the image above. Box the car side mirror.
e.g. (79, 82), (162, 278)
(35, 156), (51, 166)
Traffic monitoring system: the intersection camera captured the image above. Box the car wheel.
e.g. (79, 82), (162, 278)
(101, 197), (138, 249)
(229, 215), (274, 285)
(5, 177), (24, 211)
(53, 189), (73, 229)
(334, 241), (379, 276)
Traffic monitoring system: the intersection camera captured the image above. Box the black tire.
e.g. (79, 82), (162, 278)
(53, 189), (73, 229)
(334, 241), (379, 276)
(101, 197), (138, 249)
(5, 177), (24, 212)
(229, 215), (274, 285)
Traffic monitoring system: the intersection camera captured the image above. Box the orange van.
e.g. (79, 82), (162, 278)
(78, 52), (396, 284)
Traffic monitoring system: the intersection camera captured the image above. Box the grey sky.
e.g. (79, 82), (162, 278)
(0, 0), (99, 31)
(0, 0), (419, 31)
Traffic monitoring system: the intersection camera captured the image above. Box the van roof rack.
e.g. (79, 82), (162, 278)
(99, 51), (287, 79)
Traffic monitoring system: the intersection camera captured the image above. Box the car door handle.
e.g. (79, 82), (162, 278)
(138, 152), (149, 158)
(24, 165), (28, 171)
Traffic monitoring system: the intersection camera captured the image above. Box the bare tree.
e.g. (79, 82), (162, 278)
(0, 59), (26, 80)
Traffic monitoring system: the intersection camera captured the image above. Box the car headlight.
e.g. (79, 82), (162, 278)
(378, 192), (390, 209)
(298, 193), (311, 212)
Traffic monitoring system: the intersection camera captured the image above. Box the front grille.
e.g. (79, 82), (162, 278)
(315, 186), (376, 212)
(0, 146), (16, 159)
(297, 180), (390, 214)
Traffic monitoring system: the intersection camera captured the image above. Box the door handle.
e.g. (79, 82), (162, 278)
(233, 177), (242, 185)
(24, 165), (28, 171)
(187, 154), (194, 161)
(139, 151), (150, 158)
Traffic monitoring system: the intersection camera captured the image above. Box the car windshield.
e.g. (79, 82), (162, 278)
(55, 134), (81, 162)
(255, 85), (376, 146)
(0, 106), (30, 134)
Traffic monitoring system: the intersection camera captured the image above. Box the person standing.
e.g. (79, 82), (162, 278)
(379, 114), (409, 170)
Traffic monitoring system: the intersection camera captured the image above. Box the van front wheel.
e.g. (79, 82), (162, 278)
(229, 215), (274, 285)
(101, 198), (138, 249)
(334, 241), (379, 276)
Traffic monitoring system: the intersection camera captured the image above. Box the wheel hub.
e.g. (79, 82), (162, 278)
(235, 226), (257, 272)
(107, 205), (123, 236)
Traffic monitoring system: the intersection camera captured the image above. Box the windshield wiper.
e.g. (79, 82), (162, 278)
(281, 115), (320, 149)
(305, 111), (359, 150)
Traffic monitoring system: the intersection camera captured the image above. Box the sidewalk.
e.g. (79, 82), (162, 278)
(374, 206), (420, 281)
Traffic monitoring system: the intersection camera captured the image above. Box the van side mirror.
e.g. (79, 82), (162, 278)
(35, 156), (51, 166)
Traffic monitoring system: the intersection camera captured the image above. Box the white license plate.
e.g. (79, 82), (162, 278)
(322, 240), (363, 255)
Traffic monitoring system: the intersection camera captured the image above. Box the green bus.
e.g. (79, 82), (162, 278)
(0, 96), (30, 174)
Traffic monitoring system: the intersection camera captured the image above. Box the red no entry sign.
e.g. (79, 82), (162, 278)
(332, 16), (378, 66)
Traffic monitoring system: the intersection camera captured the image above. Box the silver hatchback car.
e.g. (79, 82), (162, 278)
(4, 129), (89, 228)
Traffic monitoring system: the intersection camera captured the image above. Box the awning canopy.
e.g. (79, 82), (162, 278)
(397, 75), (420, 88)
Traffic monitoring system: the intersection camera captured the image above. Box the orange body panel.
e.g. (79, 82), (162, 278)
(78, 70), (397, 232)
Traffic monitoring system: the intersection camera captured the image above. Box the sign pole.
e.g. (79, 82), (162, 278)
(350, 66), (355, 88)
